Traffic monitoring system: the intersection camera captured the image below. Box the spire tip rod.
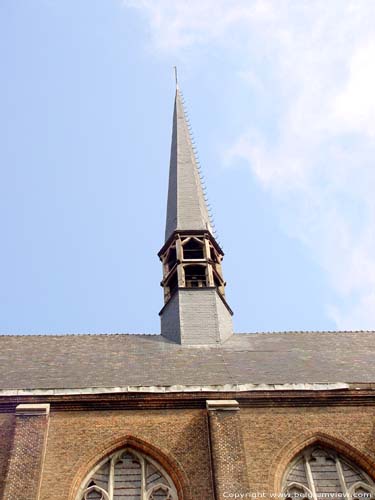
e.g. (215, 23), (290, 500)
(174, 66), (178, 89)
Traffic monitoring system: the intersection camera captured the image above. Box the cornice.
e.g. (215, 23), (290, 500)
(1, 387), (375, 413)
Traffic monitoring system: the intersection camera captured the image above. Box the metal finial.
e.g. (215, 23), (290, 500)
(174, 66), (178, 88)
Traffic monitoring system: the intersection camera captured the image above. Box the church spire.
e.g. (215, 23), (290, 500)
(159, 83), (233, 345)
(164, 85), (213, 242)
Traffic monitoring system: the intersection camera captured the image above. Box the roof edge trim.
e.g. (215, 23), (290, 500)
(0, 382), (350, 396)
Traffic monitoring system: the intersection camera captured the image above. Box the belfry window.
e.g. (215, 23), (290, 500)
(166, 270), (178, 295)
(182, 238), (204, 260)
(282, 445), (375, 500)
(184, 264), (207, 288)
(166, 246), (177, 271)
(213, 272), (222, 290)
(77, 448), (178, 500)
(210, 247), (219, 264)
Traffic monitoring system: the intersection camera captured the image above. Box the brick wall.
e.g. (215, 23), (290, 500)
(208, 402), (250, 500)
(3, 405), (50, 500)
(240, 405), (375, 498)
(39, 409), (214, 500)
(0, 414), (15, 499)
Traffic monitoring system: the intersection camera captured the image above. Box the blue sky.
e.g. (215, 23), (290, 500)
(1, 0), (374, 335)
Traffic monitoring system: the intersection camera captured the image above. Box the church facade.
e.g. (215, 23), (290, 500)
(0, 87), (375, 500)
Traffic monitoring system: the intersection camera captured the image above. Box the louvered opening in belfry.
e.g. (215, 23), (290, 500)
(167, 270), (178, 296)
(184, 264), (207, 288)
(182, 238), (204, 260)
(209, 245), (220, 263)
(213, 272), (223, 293)
(166, 246), (177, 271)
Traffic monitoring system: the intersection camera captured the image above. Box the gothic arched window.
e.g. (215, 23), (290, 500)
(282, 445), (375, 500)
(77, 448), (178, 500)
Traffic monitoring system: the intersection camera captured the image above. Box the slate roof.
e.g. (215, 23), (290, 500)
(1, 331), (375, 391)
(164, 87), (213, 241)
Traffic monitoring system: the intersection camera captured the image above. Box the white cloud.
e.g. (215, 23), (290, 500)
(124, 0), (273, 50)
(125, 0), (375, 329)
(333, 42), (375, 138)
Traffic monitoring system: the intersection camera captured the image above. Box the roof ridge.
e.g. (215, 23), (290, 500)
(0, 330), (375, 339)
(0, 332), (160, 338)
(234, 330), (375, 335)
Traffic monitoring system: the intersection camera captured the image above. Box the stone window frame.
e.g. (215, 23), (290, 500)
(76, 447), (178, 500)
(282, 445), (375, 500)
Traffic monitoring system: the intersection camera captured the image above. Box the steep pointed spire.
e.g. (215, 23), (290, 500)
(159, 84), (233, 345)
(165, 86), (213, 242)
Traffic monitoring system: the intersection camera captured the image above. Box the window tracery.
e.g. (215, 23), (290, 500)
(77, 448), (178, 500)
(283, 445), (375, 500)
